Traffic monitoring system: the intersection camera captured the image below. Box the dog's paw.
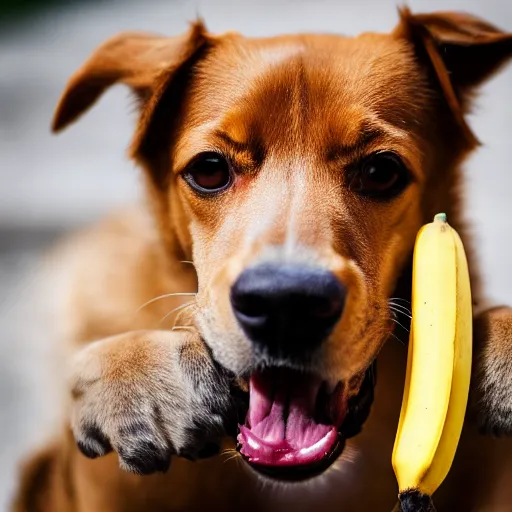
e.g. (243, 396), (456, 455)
(472, 307), (512, 436)
(69, 330), (239, 474)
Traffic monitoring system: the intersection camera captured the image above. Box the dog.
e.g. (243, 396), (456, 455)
(11, 7), (512, 512)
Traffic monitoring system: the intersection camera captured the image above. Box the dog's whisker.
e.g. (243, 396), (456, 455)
(173, 306), (194, 327)
(172, 325), (197, 332)
(388, 300), (412, 314)
(222, 451), (242, 465)
(222, 454), (236, 464)
(159, 301), (196, 325)
(389, 315), (411, 337)
(388, 299), (412, 311)
(220, 448), (239, 460)
(392, 310), (412, 320)
(389, 297), (411, 305)
(389, 305), (412, 319)
(389, 301), (412, 320)
(389, 309), (411, 334)
(388, 297), (411, 306)
(389, 330), (407, 346)
(220, 448), (238, 454)
(390, 316), (410, 333)
(136, 292), (197, 313)
(390, 308), (412, 319)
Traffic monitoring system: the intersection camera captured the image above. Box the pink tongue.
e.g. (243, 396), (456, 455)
(237, 369), (341, 467)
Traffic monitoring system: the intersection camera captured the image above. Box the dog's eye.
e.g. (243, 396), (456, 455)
(183, 152), (232, 194)
(352, 152), (410, 199)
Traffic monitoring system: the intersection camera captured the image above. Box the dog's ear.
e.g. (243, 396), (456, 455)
(52, 22), (208, 133)
(394, 8), (512, 147)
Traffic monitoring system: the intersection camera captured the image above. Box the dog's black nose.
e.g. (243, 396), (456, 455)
(230, 262), (346, 356)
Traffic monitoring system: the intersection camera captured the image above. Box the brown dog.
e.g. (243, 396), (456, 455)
(12, 7), (512, 512)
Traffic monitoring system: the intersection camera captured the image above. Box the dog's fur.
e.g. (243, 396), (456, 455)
(11, 8), (512, 512)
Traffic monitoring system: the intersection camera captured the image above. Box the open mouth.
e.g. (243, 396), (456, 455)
(236, 363), (375, 480)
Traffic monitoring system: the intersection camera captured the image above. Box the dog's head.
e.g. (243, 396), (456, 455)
(53, 9), (512, 478)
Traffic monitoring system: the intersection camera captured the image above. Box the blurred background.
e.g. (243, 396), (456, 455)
(1, 0), (511, 509)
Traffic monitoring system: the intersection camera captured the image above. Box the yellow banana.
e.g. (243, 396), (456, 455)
(392, 213), (472, 510)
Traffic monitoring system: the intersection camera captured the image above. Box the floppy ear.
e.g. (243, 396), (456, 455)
(394, 7), (512, 147)
(51, 21), (209, 133)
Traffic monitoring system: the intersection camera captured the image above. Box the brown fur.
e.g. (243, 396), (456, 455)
(12, 8), (512, 511)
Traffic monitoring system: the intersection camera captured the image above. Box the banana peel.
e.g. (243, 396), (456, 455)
(392, 213), (473, 511)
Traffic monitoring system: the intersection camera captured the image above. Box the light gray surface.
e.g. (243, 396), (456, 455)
(1, 0), (512, 509)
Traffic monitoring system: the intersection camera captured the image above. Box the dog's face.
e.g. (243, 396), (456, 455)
(53, 9), (512, 477)
(177, 32), (426, 385)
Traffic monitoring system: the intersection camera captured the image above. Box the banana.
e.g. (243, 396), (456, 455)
(392, 213), (473, 511)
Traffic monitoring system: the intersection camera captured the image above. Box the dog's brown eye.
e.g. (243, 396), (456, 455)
(183, 152), (232, 194)
(352, 152), (410, 199)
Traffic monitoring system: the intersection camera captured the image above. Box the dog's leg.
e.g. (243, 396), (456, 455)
(472, 307), (512, 436)
(69, 329), (242, 475)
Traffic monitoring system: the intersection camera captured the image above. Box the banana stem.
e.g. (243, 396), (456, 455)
(395, 490), (437, 512)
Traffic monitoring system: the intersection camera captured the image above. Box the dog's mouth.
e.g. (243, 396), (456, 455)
(236, 363), (375, 480)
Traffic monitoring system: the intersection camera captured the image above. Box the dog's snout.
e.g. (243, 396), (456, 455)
(230, 263), (346, 356)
